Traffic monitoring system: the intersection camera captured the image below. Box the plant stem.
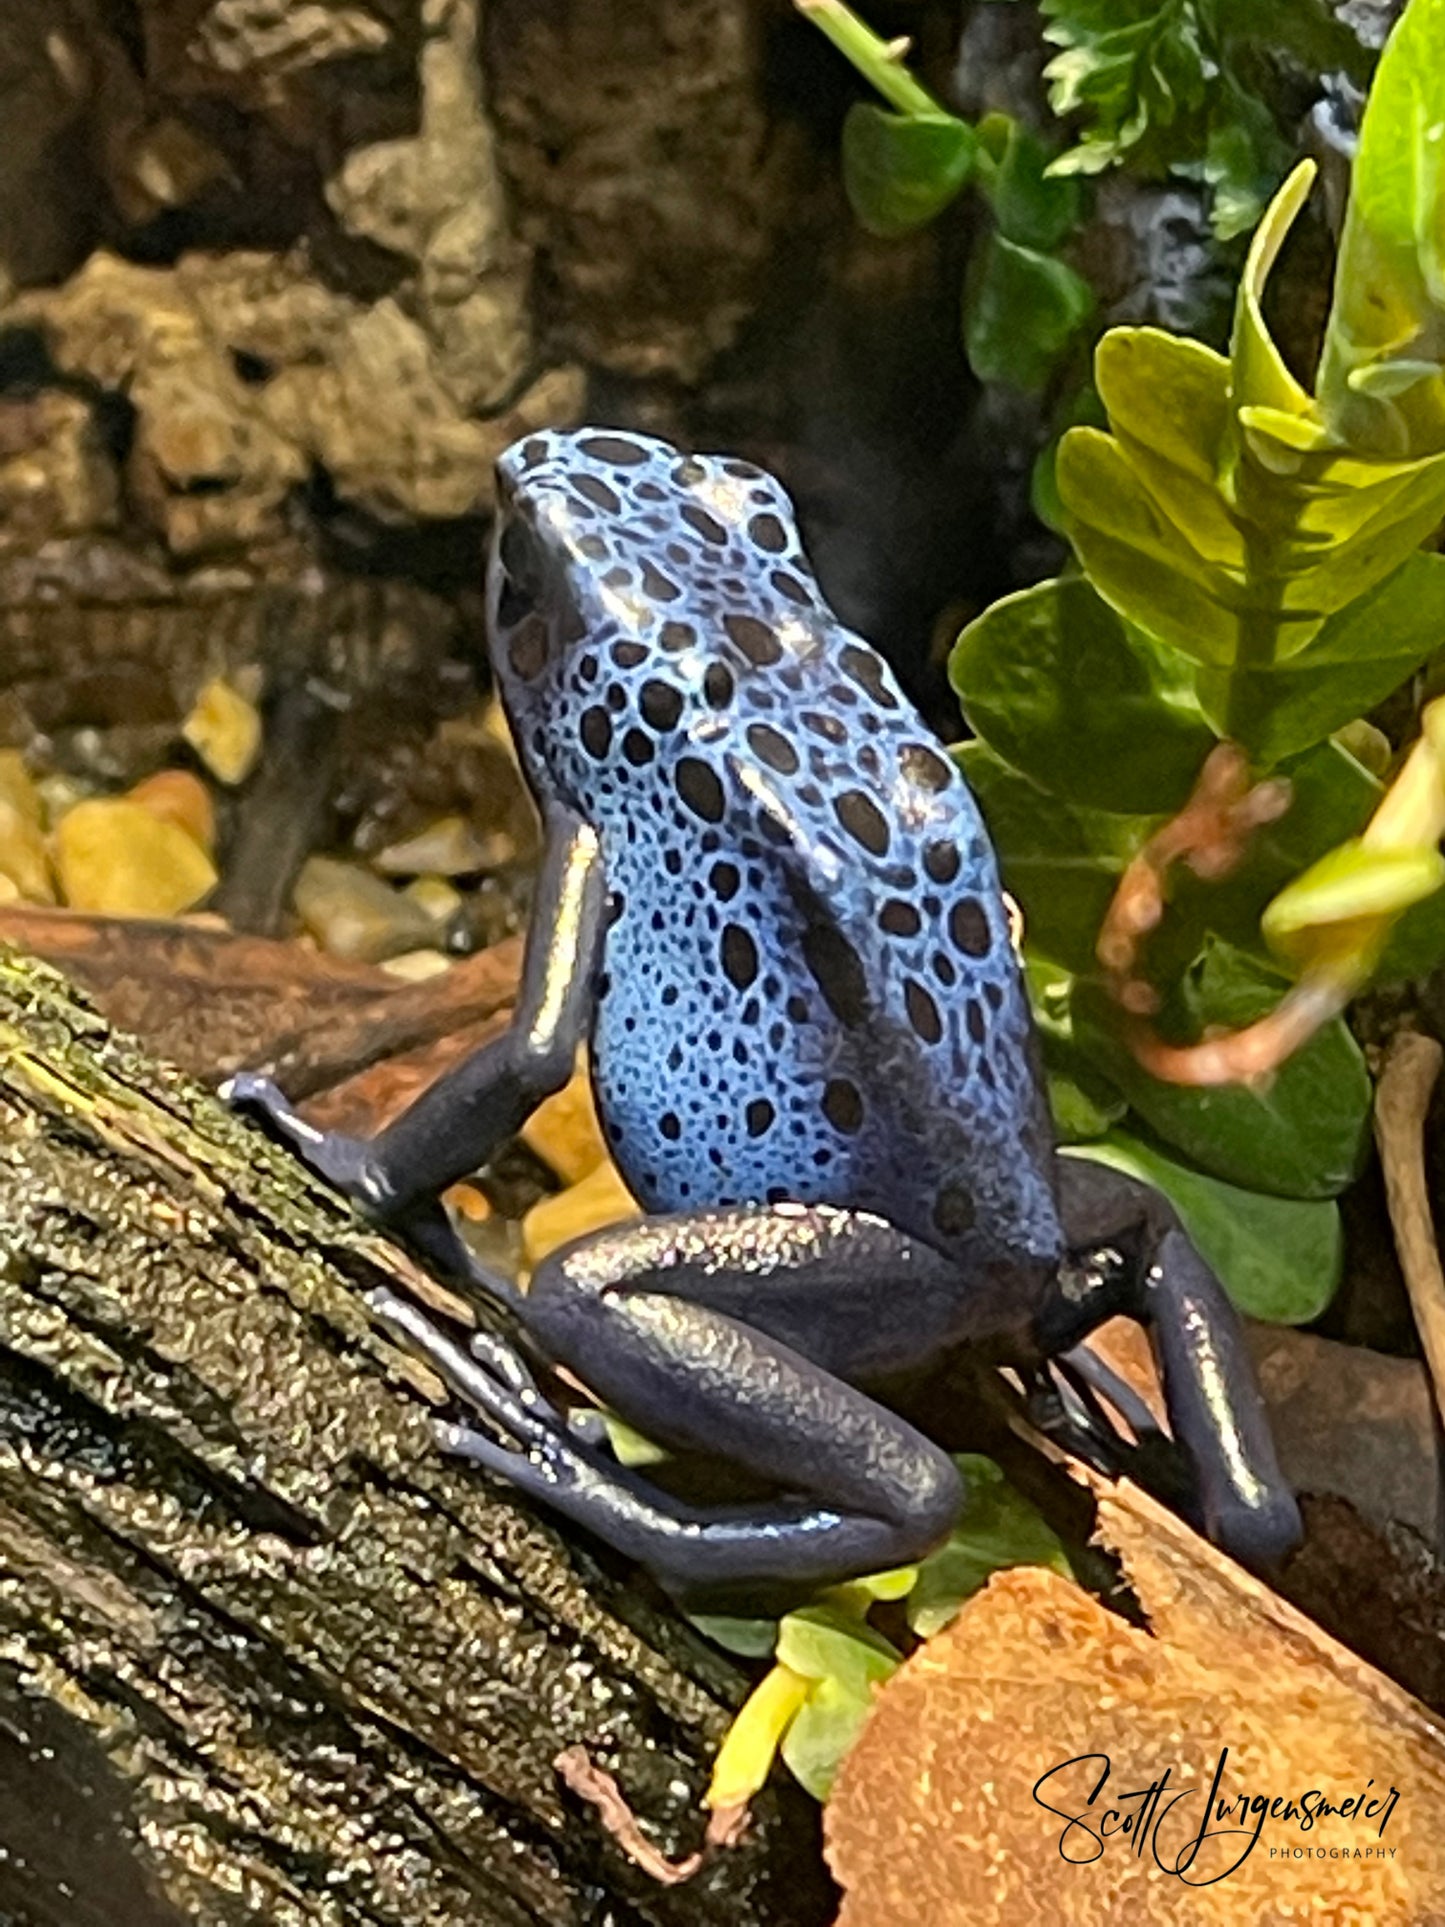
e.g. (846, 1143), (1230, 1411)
(795, 0), (943, 118)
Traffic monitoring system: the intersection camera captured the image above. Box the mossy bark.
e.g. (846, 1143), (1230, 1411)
(0, 951), (831, 1927)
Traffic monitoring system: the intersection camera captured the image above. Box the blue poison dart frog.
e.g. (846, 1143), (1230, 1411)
(228, 428), (1301, 1602)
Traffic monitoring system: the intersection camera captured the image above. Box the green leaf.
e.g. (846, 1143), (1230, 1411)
(1200, 553), (1445, 763)
(1041, 0), (1211, 178)
(598, 1410), (669, 1468)
(1072, 941), (1372, 1198)
(687, 1614), (778, 1658)
(907, 1455), (1072, 1639)
(1317, 0), (1445, 456)
(775, 1603), (901, 1695)
(965, 235), (1095, 391)
(779, 1676), (876, 1804)
(988, 121), (1082, 251)
(1056, 425), (1244, 665)
(1379, 884), (1445, 980)
(1202, 86), (1287, 241)
(951, 575), (1213, 813)
(1092, 329), (1240, 567)
(841, 103), (978, 238)
(1025, 953), (1128, 1140)
(956, 743), (1153, 974)
(1065, 1133), (1343, 1322)
(1264, 840), (1445, 953)
(1061, 164), (1445, 742)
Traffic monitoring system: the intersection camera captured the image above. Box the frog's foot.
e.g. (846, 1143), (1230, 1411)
(366, 1276), (961, 1604)
(368, 1285), (638, 1496)
(222, 1071), (392, 1214)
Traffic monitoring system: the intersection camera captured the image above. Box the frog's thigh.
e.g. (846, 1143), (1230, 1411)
(533, 1205), (971, 1383)
(498, 1208), (964, 1594)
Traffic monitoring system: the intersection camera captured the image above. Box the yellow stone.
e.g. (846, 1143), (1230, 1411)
(0, 751), (55, 902)
(523, 1160), (639, 1270)
(380, 948), (452, 981)
(55, 798), (217, 916)
(127, 768), (216, 853)
(182, 675), (262, 785)
(293, 855), (436, 962)
(403, 874), (463, 922)
(376, 814), (496, 877)
(522, 1057), (610, 1186)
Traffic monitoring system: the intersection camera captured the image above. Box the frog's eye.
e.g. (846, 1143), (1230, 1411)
(495, 515), (545, 626)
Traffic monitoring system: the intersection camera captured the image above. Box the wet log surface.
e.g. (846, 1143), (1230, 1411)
(0, 950), (832, 1927)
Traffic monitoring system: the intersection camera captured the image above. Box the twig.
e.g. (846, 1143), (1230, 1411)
(1097, 742), (1307, 1084)
(1375, 1030), (1445, 1432)
(553, 1746), (749, 1886)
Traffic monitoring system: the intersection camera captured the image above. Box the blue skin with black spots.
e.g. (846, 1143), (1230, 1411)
(229, 427), (1301, 1603)
(495, 429), (1057, 1272)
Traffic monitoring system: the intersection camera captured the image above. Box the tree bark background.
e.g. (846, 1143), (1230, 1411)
(0, 950), (832, 1927)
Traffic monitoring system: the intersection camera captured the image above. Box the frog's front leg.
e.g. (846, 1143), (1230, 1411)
(377, 1205), (965, 1601)
(1041, 1156), (1301, 1569)
(226, 800), (606, 1222)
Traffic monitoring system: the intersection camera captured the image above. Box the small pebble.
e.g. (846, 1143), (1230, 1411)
(55, 798), (217, 916)
(404, 874), (463, 923)
(523, 1159), (640, 1269)
(0, 751), (55, 902)
(375, 813), (501, 877)
(380, 948), (453, 982)
(127, 769), (216, 853)
(293, 856), (438, 963)
(522, 1059), (610, 1187)
(36, 774), (92, 825)
(183, 675), (262, 785)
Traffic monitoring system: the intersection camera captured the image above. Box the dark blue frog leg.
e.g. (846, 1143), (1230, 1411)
(226, 801), (606, 1220)
(375, 1207), (964, 1599)
(1041, 1155), (1301, 1568)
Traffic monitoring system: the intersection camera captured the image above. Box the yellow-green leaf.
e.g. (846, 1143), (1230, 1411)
(1263, 840), (1445, 951)
(1229, 160), (1317, 421)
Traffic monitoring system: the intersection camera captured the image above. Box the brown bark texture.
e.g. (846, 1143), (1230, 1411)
(0, 949), (831, 1927)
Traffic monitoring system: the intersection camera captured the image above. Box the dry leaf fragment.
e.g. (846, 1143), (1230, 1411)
(827, 1479), (1445, 1926)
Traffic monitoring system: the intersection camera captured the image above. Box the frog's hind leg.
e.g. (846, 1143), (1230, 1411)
(1043, 1156), (1301, 1570)
(377, 1207), (965, 1600)
(225, 801), (605, 1221)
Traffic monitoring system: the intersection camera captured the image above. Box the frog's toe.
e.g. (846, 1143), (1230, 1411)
(368, 1285), (557, 1451)
(225, 1071), (387, 1206)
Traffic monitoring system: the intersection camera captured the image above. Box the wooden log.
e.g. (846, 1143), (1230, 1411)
(0, 950), (831, 1927)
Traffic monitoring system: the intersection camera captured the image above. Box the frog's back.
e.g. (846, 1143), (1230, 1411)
(492, 429), (1062, 1270)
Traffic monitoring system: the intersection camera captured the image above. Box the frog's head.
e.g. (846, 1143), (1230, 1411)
(487, 427), (821, 760)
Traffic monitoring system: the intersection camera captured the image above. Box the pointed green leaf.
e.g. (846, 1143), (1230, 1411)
(841, 104), (978, 237)
(1065, 1133), (1343, 1323)
(1318, 0), (1445, 456)
(1229, 160), (1317, 418)
(950, 576), (1213, 812)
